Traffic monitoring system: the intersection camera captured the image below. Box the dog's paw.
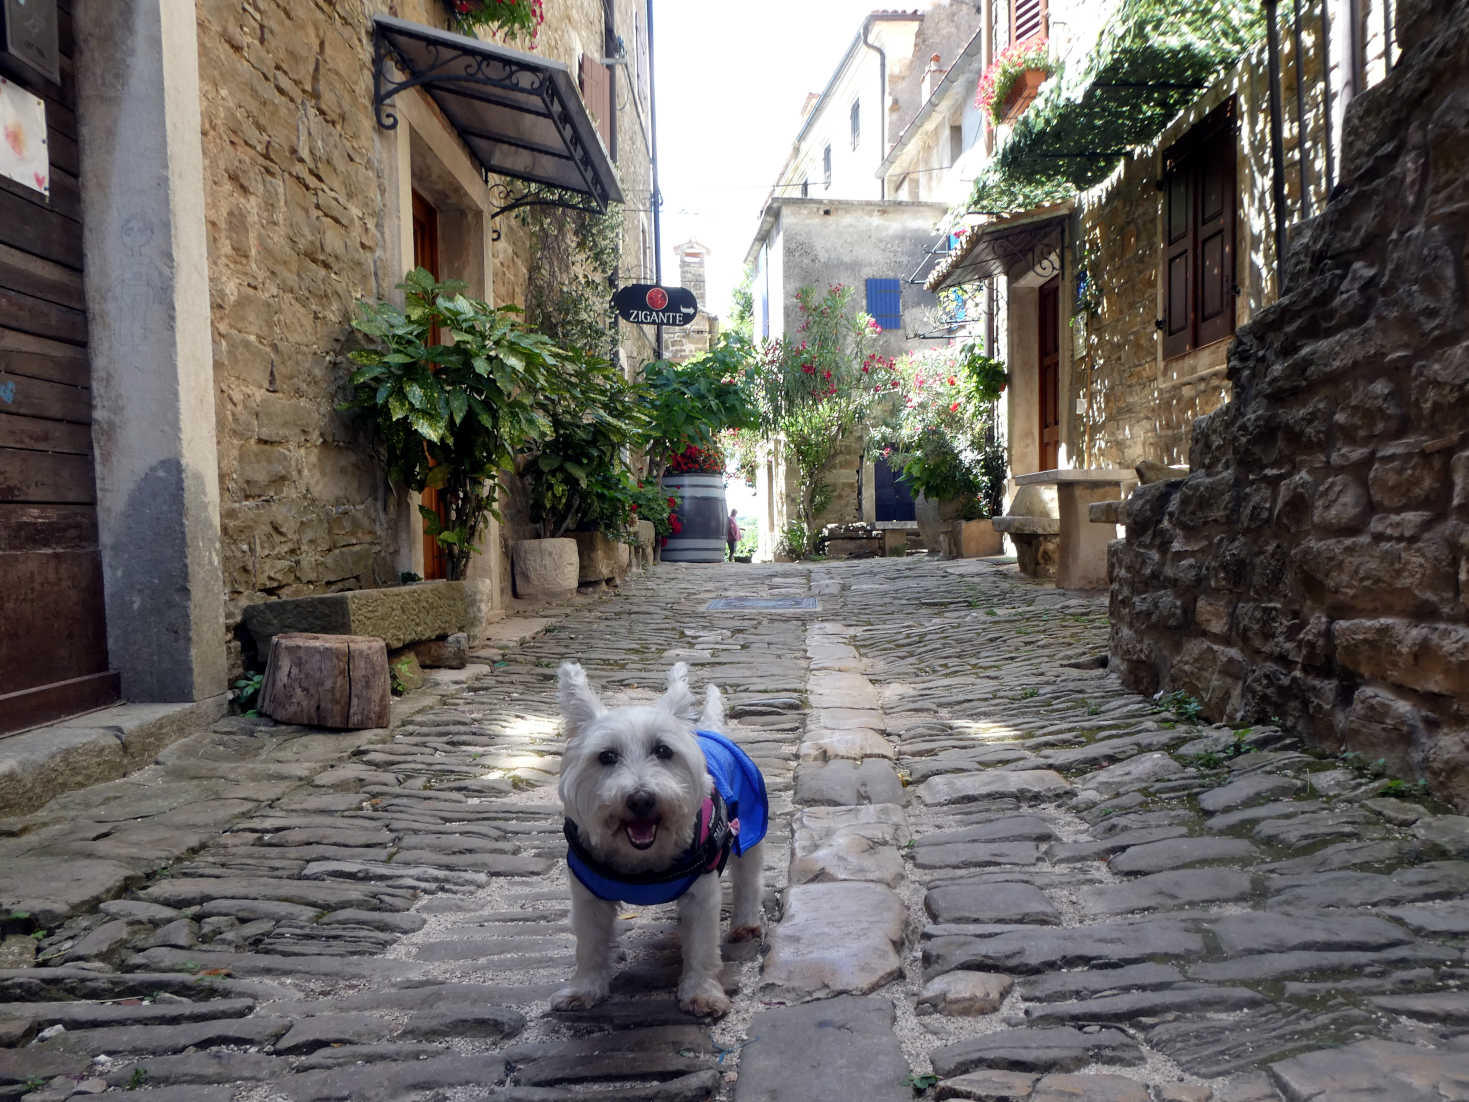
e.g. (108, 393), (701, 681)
(551, 982), (608, 1011)
(728, 923), (763, 943)
(678, 983), (731, 1019)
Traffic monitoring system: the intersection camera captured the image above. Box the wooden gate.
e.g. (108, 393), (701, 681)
(0, 4), (119, 735)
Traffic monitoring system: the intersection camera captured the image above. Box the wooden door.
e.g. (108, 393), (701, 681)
(0, 6), (120, 736)
(1038, 276), (1061, 471)
(411, 192), (447, 581)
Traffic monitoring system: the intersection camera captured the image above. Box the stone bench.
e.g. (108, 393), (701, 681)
(241, 580), (485, 663)
(990, 483), (1061, 578)
(1010, 469), (1136, 589)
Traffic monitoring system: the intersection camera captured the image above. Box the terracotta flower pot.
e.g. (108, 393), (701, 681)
(999, 67), (1048, 123)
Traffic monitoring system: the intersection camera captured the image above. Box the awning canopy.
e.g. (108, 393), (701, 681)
(372, 16), (622, 217)
(928, 204), (1070, 292)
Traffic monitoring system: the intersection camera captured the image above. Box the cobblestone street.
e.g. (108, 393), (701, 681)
(4, 558), (1469, 1101)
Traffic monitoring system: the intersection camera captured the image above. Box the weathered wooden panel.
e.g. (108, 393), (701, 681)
(0, 166), (82, 222)
(0, 284), (87, 344)
(0, 190), (82, 270)
(0, 328), (88, 387)
(0, 372), (90, 421)
(0, 672), (120, 738)
(0, 447), (95, 503)
(0, 503), (97, 551)
(0, 548), (110, 695)
(0, 411), (90, 454)
(0, 241), (86, 311)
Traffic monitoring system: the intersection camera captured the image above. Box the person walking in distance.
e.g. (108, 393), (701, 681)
(726, 509), (741, 562)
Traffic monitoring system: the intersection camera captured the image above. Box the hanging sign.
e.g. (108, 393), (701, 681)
(0, 75), (47, 197)
(611, 284), (698, 327)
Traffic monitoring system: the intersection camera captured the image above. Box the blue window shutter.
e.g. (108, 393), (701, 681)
(865, 278), (902, 331)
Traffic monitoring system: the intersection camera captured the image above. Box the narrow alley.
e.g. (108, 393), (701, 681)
(3, 559), (1466, 1101)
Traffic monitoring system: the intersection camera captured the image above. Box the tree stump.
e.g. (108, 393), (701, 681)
(259, 632), (390, 729)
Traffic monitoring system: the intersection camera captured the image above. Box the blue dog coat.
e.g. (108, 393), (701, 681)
(564, 730), (768, 905)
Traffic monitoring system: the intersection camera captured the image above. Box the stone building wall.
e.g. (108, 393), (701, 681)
(1109, 0), (1469, 806)
(196, 0), (651, 667)
(1070, 4), (1380, 469)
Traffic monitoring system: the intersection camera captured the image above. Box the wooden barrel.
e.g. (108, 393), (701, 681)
(661, 473), (729, 563)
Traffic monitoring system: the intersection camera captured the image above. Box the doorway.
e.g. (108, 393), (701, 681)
(1038, 275), (1060, 471)
(412, 191), (448, 580)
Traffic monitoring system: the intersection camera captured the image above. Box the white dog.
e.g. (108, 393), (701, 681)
(553, 660), (767, 1018)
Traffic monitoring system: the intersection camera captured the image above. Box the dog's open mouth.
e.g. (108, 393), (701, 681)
(623, 818), (660, 850)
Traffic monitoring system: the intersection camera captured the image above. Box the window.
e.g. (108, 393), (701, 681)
(1161, 100), (1237, 358)
(800, 177), (809, 198)
(949, 123), (964, 165)
(1010, 0), (1048, 44)
(850, 99), (861, 150)
(823, 144), (832, 189)
(865, 278), (902, 331)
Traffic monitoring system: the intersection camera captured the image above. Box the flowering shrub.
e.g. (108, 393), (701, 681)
(447, 0), (544, 46)
(664, 443), (725, 476)
(975, 38), (1053, 125)
(739, 284), (896, 549)
(870, 346), (1007, 516)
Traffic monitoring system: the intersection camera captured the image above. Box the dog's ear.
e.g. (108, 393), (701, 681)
(658, 661), (697, 723)
(699, 684), (726, 731)
(557, 661), (603, 739)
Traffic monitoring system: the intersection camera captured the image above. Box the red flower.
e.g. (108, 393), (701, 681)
(947, 375), (957, 386)
(950, 401), (961, 412)
(667, 496), (677, 507)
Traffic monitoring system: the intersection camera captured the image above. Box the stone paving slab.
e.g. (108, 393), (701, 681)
(735, 996), (910, 1102)
(4, 557), (1469, 1101)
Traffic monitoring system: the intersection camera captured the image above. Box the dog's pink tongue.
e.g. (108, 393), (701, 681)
(626, 820), (658, 847)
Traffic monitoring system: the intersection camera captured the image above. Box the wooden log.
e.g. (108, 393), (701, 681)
(259, 632), (390, 729)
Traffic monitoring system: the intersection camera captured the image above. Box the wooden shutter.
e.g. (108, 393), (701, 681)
(1195, 110), (1237, 348)
(580, 54), (614, 157)
(1161, 145), (1195, 359)
(1011, 0), (1048, 43)
(865, 278), (902, 331)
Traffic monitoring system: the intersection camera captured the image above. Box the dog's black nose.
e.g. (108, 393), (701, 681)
(625, 790), (657, 818)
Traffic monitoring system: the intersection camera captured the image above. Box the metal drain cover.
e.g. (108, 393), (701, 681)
(705, 597), (820, 611)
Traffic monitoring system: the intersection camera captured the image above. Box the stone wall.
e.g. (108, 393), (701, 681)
(197, 0), (416, 670)
(1071, 5), (1354, 469)
(196, 0), (652, 667)
(1110, 0), (1469, 806)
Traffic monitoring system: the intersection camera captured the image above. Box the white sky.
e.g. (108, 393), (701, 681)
(651, 0), (934, 320)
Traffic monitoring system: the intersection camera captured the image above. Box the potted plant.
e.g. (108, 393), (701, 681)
(975, 39), (1054, 125)
(344, 267), (565, 582)
(445, 0), (544, 45)
(870, 345), (1008, 558)
(521, 350), (653, 587)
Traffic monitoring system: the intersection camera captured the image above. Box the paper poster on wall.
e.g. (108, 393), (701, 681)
(0, 75), (48, 198)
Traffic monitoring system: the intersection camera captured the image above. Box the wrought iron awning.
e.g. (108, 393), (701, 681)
(372, 16), (622, 218)
(928, 205), (1069, 292)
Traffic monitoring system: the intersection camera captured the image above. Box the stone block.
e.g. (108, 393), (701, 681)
(1343, 686), (1427, 777)
(1333, 376), (1403, 441)
(1293, 535), (1457, 617)
(409, 633), (469, 669)
(734, 997), (909, 1102)
(1368, 449), (1448, 510)
(761, 883), (905, 999)
(512, 538), (578, 600)
(916, 971), (1013, 1016)
(1312, 473), (1370, 531)
(1194, 594), (1234, 636)
(571, 530), (629, 584)
(1335, 619), (1469, 697)
(241, 580), (472, 657)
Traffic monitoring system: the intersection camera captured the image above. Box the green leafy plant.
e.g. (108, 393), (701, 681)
(519, 196), (622, 359)
(522, 353), (654, 544)
(231, 672), (264, 716)
(868, 345), (1007, 513)
(740, 285), (891, 549)
(345, 267), (571, 579)
(1019, 686), (1040, 699)
(127, 1067), (150, 1090)
(389, 657), (416, 696)
(906, 1073), (940, 1093)
(643, 332), (761, 487)
(445, 0), (543, 46)
(1157, 689), (1204, 724)
(399, 571), (422, 584)
(775, 520), (812, 561)
(1379, 778), (1429, 799)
